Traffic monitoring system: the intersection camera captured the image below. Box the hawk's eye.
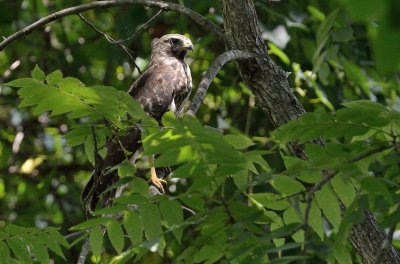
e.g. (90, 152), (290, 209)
(170, 38), (180, 45)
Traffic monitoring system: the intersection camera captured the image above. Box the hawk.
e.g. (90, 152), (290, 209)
(82, 34), (194, 214)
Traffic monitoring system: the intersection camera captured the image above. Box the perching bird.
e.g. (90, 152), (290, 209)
(82, 34), (194, 214)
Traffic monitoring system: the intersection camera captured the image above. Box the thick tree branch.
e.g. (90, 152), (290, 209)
(187, 50), (254, 115)
(0, 0), (223, 51)
(220, 0), (400, 263)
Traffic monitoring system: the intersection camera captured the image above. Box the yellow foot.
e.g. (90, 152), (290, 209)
(149, 156), (167, 193)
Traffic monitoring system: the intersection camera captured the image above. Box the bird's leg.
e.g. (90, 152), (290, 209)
(148, 155), (167, 193)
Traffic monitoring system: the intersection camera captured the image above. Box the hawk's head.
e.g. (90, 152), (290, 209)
(151, 34), (194, 60)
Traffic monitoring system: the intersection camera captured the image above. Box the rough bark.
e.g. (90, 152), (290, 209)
(220, 0), (400, 263)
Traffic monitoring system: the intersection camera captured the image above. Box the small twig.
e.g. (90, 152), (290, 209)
(77, 239), (91, 264)
(113, 9), (163, 44)
(181, 205), (196, 215)
(303, 145), (394, 232)
(64, 229), (90, 241)
(77, 13), (142, 75)
(187, 50), (254, 115)
(91, 126), (101, 176)
(0, 0), (223, 52)
(115, 134), (132, 161)
(375, 224), (397, 264)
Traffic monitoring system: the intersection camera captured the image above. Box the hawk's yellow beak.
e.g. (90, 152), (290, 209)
(182, 42), (194, 51)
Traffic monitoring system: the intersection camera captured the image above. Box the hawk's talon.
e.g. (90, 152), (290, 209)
(149, 174), (167, 193)
(149, 156), (167, 193)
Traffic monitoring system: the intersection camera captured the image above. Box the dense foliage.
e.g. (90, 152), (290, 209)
(0, 0), (399, 263)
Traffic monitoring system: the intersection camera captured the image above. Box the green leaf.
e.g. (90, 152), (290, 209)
(272, 107), (371, 144)
(90, 227), (103, 257)
(6, 78), (38, 88)
(249, 193), (290, 211)
(194, 245), (224, 263)
(316, 9), (339, 46)
(179, 195), (204, 211)
(268, 43), (290, 65)
(313, 9), (339, 64)
(155, 145), (198, 167)
(27, 238), (49, 264)
(283, 207), (304, 243)
(0, 240), (10, 258)
(201, 211), (229, 236)
(272, 175), (305, 196)
(31, 65), (45, 81)
(93, 205), (127, 216)
(343, 0), (385, 20)
(269, 256), (312, 263)
(48, 230), (69, 248)
(143, 136), (190, 156)
(117, 160), (136, 177)
(232, 170), (248, 191)
(64, 126), (91, 146)
(84, 135), (95, 165)
(309, 201), (324, 240)
(214, 164), (244, 177)
(6, 238), (31, 264)
(141, 204), (162, 240)
(37, 233), (66, 260)
(229, 201), (264, 222)
(45, 70), (63, 85)
(307, 5), (325, 21)
(373, 22), (400, 72)
(333, 244), (352, 264)
(173, 161), (208, 178)
(70, 217), (112, 230)
(315, 184), (341, 230)
(107, 220), (124, 254)
(118, 91), (147, 120)
(4, 224), (27, 235)
(223, 134), (254, 149)
(124, 211), (143, 246)
(130, 177), (149, 197)
(360, 177), (392, 206)
(331, 173), (356, 207)
(244, 151), (270, 172)
(159, 199), (184, 242)
(300, 201), (324, 240)
(102, 177), (135, 194)
(336, 101), (389, 127)
(331, 27), (353, 42)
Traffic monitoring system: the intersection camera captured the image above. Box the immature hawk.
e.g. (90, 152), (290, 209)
(82, 34), (194, 213)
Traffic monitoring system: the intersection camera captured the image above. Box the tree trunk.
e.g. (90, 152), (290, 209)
(220, 0), (400, 263)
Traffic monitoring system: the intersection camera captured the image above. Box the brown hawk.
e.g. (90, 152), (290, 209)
(82, 34), (194, 214)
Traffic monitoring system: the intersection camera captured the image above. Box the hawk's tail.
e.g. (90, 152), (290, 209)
(81, 128), (142, 216)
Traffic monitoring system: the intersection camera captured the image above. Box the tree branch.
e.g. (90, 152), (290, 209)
(187, 50), (254, 115)
(64, 229), (90, 241)
(0, 0), (223, 51)
(77, 239), (91, 264)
